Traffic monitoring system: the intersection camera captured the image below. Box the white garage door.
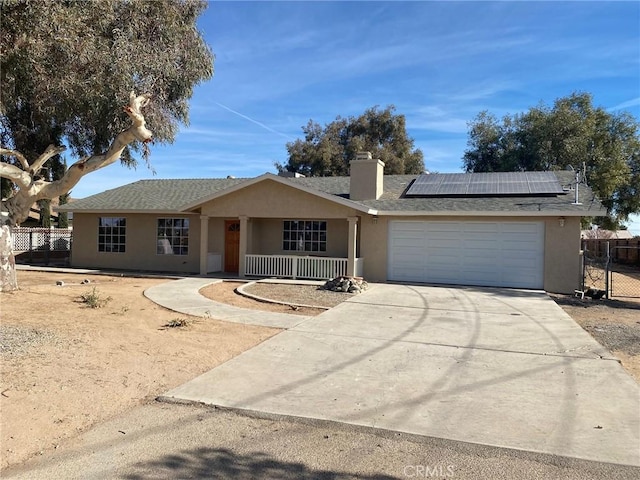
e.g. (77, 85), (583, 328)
(388, 221), (544, 289)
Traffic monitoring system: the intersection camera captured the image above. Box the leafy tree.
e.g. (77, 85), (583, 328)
(463, 93), (640, 226)
(0, 0), (213, 291)
(277, 106), (425, 176)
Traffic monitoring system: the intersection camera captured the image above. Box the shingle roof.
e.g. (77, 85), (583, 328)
(353, 171), (604, 215)
(58, 171), (605, 216)
(59, 178), (249, 212)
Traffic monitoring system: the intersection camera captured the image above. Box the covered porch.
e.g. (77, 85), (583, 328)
(198, 215), (364, 280)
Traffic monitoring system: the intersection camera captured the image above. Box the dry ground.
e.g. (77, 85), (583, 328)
(1, 271), (638, 471)
(0, 271), (281, 470)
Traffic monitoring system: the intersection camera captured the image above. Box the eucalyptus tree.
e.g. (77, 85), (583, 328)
(0, 0), (214, 290)
(463, 93), (640, 227)
(278, 105), (425, 176)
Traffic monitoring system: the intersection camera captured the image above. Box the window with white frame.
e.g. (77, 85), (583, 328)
(98, 217), (126, 253)
(157, 218), (189, 255)
(283, 220), (327, 252)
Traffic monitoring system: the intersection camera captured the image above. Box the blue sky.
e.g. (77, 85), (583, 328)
(74, 1), (640, 234)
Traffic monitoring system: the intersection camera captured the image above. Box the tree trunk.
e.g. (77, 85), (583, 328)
(0, 225), (18, 292)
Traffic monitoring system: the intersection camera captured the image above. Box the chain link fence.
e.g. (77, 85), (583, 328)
(582, 240), (640, 300)
(581, 243), (608, 292)
(609, 246), (640, 299)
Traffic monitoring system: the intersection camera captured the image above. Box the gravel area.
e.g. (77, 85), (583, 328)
(0, 325), (62, 357)
(243, 282), (355, 308)
(580, 323), (640, 355)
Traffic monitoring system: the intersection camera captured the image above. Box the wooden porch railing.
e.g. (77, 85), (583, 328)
(245, 254), (363, 280)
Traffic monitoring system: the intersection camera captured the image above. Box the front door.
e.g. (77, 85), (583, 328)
(224, 220), (240, 273)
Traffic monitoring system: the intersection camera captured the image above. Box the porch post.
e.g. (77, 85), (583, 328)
(199, 215), (209, 275)
(347, 216), (358, 276)
(239, 215), (249, 278)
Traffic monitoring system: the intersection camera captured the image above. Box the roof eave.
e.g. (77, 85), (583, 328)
(54, 207), (194, 215)
(376, 209), (607, 217)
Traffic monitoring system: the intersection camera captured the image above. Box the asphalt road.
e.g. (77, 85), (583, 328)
(3, 401), (638, 480)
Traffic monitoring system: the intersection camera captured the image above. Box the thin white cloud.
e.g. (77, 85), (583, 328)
(179, 126), (245, 137)
(215, 103), (294, 140)
(608, 97), (640, 111)
(413, 119), (469, 134)
(435, 81), (518, 104)
(406, 104), (474, 134)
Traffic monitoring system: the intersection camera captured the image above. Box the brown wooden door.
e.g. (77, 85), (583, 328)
(224, 220), (240, 273)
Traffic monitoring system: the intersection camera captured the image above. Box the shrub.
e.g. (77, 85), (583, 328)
(164, 318), (193, 328)
(80, 287), (112, 309)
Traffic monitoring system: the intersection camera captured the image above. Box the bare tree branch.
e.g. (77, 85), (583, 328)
(0, 148), (30, 171)
(29, 144), (67, 176)
(123, 91), (153, 143)
(0, 159), (32, 190)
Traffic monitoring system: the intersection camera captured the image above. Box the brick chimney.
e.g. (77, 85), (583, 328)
(349, 152), (385, 200)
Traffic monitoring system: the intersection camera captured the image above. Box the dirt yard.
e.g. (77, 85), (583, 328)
(1, 270), (638, 471)
(0, 271), (281, 470)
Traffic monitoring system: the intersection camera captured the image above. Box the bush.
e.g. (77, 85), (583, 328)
(80, 287), (112, 309)
(164, 318), (193, 328)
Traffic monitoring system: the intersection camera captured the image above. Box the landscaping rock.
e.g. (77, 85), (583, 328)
(322, 276), (368, 294)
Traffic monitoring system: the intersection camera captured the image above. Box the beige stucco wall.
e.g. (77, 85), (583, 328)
(206, 217), (226, 255)
(71, 213), (201, 273)
(543, 216), (582, 294)
(200, 179), (359, 219)
(359, 215), (582, 294)
(358, 215), (389, 282)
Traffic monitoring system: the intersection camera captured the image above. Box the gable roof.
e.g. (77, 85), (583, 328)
(179, 173), (375, 214)
(57, 170), (606, 217)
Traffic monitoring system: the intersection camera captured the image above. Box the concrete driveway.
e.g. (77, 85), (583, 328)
(162, 283), (640, 466)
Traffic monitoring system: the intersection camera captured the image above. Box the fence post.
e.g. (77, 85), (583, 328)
(605, 241), (610, 300)
(45, 228), (50, 265)
(28, 230), (34, 262)
(68, 227), (73, 266)
(580, 241), (585, 292)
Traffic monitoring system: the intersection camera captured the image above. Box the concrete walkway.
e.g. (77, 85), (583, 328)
(144, 277), (312, 329)
(159, 282), (640, 466)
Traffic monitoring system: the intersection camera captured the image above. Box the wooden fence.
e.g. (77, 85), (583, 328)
(582, 238), (640, 265)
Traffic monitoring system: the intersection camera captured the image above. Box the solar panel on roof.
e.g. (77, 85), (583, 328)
(405, 171), (565, 197)
(498, 181), (528, 194)
(438, 183), (467, 194)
